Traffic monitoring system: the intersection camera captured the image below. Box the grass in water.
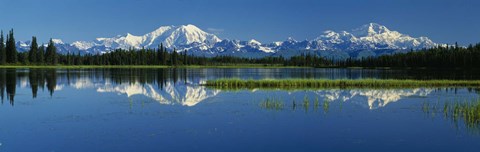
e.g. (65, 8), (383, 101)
(260, 97), (284, 110)
(447, 99), (480, 129)
(314, 97), (320, 111)
(205, 79), (480, 89)
(323, 98), (330, 113)
(260, 95), (332, 113)
(424, 98), (480, 131)
(303, 95), (310, 112)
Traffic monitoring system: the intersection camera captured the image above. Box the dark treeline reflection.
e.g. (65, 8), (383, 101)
(0, 68), (193, 106)
(1, 68), (480, 106)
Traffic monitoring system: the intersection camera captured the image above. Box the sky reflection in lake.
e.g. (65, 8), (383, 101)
(0, 68), (479, 152)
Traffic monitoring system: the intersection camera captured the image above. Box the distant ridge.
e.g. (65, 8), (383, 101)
(16, 23), (440, 59)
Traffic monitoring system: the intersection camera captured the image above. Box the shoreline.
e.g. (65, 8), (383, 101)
(0, 65), (478, 70)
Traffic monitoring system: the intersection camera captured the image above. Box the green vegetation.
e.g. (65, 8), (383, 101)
(0, 31), (6, 64)
(259, 96), (332, 113)
(5, 29), (17, 63)
(338, 43), (480, 68)
(323, 98), (330, 113)
(423, 98), (480, 131)
(314, 97), (320, 111)
(303, 95), (310, 111)
(445, 99), (480, 129)
(205, 79), (480, 89)
(259, 97), (284, 110)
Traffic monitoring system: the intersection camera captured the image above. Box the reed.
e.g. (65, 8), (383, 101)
(314, 97), (320, 111)
(303, 95), (310, 111)
(260, 97), (284, 110)
(426, 98), (480, 130)
(323, 98), (330, 113)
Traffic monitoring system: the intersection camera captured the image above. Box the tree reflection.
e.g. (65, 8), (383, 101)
(0, 69), (5, 104)
(29, 69), (39, 98)
(0, 68), (478, 108)
(6, 69), (16, 105)
(46, 69), (57, 96)
(0, 68), (193, 106)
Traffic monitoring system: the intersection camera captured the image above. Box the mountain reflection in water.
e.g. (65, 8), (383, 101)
(2, 68), (478, 109)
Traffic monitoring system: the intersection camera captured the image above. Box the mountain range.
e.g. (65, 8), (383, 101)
(15, 23), (440, 59)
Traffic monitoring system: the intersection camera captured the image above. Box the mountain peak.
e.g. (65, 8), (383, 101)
(17, 23), (439, 59)
(351, 23), (391, 37)
(182, 24), (199, 28)
(176, 24), (204, 33)
(286, 37), (297, 42)
(51, 39), (65, 44)
(248, 39), (262, 45)
(150, 25), (174, 36)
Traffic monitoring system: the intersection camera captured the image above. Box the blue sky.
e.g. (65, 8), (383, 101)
(0, 0), (479, 45)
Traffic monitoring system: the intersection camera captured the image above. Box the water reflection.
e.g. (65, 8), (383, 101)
(2, 68), (480, 152)
(1, 68), (479, 108)
(96, 81), (220, 106)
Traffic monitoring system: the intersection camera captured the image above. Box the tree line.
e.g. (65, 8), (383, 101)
(1, 30), (58, 65)
(1, 29), (480, 68)
(336, 43), (480, 68)
(0, 29), (333, 66)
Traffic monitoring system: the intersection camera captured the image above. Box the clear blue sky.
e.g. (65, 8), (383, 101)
(0, 0), (479, 45)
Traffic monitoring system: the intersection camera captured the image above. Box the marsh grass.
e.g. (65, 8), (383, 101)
(260, 97), (284, 110)
(446, 99), (480, 129)
(205, 79), (480, 89)
(323, 98), (330, 113)
(314, 97), (320, 111)
(303, 96), (310, 112)
(260, 96), (331, 113)
(424, 98), (480, 131)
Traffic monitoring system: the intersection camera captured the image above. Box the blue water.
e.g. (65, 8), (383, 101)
(0, 68), (479, 152)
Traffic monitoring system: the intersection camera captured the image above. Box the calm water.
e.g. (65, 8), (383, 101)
(0, 68), (480, 152)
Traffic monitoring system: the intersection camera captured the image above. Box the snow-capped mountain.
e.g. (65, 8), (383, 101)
(15, 23), (440, 58)
(78, 24), (221, 51)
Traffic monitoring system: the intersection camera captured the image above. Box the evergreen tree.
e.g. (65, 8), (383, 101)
(162, 46), (168, 65)
(66, 52), (72, 65)
(183, 49), (187, 65)
(19, 52), (28, 64)
(171, 48), (178, 66)
(45, 39), (57, 65)
(37, 45), (45, 65)
(28, 36), (38, 64)
(157, 44), (162, 65)
(5, 29), (17, 64)
(0, 31), (5, 64)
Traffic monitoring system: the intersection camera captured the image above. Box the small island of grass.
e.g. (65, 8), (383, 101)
(204, 79), (480, 89)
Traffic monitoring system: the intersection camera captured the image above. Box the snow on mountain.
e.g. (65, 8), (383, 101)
(51, 39), (65, 44)
(73, 24), (221, 51)
(15, 23), (440, 58)
(349, 23), (436, 50)
(72, 41), (95, 50)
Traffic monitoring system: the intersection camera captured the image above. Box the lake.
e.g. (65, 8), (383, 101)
(0, 68), (479, 152)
